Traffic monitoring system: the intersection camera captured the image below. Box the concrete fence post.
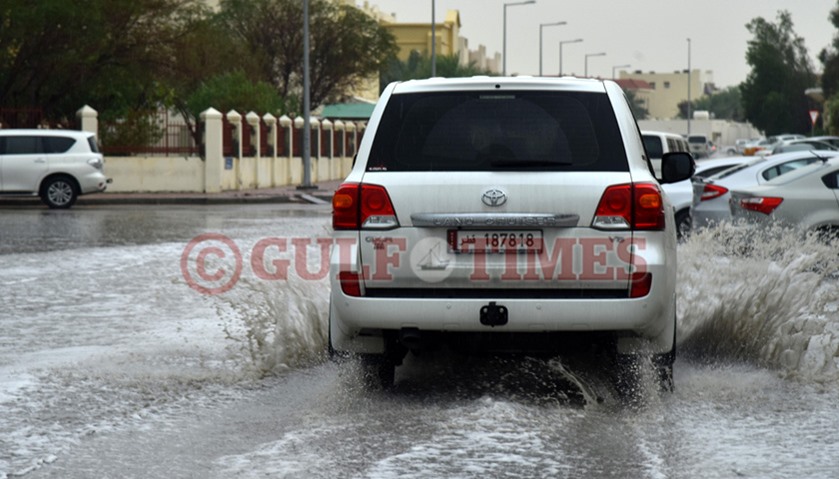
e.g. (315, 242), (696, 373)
(279, 115), (292, 158)
(321, 119), (333, 180)
(292, 116), (305, 184)
(263, 113), (277, 158)
(310, 117), (321, 182)
(263, 113), (277, 187)
(321, 119), (333, 158)
(200, 107), (224, 193)
(334, 119), (345, 158)
(226, 110), (242, 158)
(246, 111), (261, 158)
(346, 121), (357, 158)
(76, 105), (98, 136)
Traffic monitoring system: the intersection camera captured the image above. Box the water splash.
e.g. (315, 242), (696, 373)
(218, 256), (330, 377)
(678, 222), (839, 382)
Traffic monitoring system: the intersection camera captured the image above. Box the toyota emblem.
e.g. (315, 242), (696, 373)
(482, 188), (507, 207)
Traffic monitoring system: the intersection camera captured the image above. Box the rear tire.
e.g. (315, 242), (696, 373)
(359, 354), (396, 389)
(41, 175), (78, 209)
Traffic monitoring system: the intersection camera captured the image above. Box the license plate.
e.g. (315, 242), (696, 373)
(449, 230), (543, 253)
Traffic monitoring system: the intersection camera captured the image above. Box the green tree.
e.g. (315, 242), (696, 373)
(624, 89), (649, 120)
(0, 0), (208, 123)
(380, 51), (495, 89)
(185, 70), (285, 121)
(740, 11), (816, 135)
(819, 2), (839, 99)
(220, 0), (397, 112)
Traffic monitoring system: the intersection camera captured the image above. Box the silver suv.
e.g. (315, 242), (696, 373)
(0, 129), (109, 208)
(329, 77), (693, 392)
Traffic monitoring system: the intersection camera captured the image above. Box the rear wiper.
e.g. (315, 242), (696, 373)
(490, 159), (572, 167)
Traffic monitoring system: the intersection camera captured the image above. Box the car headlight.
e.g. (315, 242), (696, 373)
(88, 158), (103, 170)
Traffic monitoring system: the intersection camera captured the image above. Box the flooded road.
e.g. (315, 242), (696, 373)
(1, 204), (838, 478)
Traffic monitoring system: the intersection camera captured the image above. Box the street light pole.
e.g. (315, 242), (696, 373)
(503, 0), (535, 76)
(431, 0), (436, 77)
(584, 52), (606, 78)
(299, 0), (313, 190)
(558, 38), (582, 76)
(687, 38), (692, 135)
(539, 21), (566, 76)
(612, 64), (631, 79)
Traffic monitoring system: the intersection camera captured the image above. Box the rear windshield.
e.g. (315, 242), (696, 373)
(367, 90), (628, 172)
(688, 135), (706, 144)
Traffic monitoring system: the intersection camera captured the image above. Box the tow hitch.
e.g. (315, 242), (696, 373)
(480, 302), (508, 327)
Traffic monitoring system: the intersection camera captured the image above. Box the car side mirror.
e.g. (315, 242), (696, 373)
(660, 152), (695, 184)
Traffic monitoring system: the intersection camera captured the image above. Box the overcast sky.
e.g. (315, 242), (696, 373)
(366, 0), (837, 88)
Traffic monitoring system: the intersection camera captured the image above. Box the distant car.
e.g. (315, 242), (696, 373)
(735, 138), (761, 155)
(642, 130), (690, 176)
(809, 135), (839, 149)
(662, 156), (753, 238)
(691, 150), (839, 230)
(744, 134), (806, 156)
(688, 134), (712, 158)
(770, 139), (839, 155)
(729, 156), (839, 236)
(0, 129), (109, 208)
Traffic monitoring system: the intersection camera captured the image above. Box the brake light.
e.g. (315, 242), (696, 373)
(739, 196), (783, 215)
(338, 271), (362, 297)
(592, 183), (664, 230)
(332, 183), (399, 230)
(700, 183), (729, 201)
(629, 272), (652, 298)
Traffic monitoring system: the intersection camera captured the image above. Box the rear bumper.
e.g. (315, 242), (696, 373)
(78, 171), (110, 194)
(330, 264), (675, 355)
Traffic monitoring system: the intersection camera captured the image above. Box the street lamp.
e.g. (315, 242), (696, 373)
(539, 21), (566, 76)
(503, 0), (535, 76)
(612, 64), (631, 79)
(431, 0), (436, 77)
(558, 38), (582, 76)
(584, 52), (606, 77)
(687, 38), (692, 135)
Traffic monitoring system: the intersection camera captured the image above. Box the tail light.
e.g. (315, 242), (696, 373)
(332, 183), (399, 230)
(629, 272), (652, 298)
(338, 271), (362, 297)
(739, 196), (783, 215)
(592, 183), (664, 230)
(700, 183), (729, 201)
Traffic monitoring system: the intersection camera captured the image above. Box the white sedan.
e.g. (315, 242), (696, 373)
(729, 157), (839, 235)
(691, 150), (839, 230)
(662, 156), (753, 238)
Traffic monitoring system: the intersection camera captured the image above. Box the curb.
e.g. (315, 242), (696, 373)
(0, 193), (334, 207)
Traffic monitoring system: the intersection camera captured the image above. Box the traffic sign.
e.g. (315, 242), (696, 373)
(809, 109), (820, 126)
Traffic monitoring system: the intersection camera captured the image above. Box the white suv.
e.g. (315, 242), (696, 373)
(0, 129), (109, 208)
(329, 77), (693, 392)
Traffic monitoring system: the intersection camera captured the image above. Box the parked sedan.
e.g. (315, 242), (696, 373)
(691, 150), (839, 230)
(662, 156), (753, 238)
(729, 157), (839, 235)
(770, 139), (839, 155)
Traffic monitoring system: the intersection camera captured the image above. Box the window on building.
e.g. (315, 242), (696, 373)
(649, 82), (656, 89)
(664, 81), (671, 89)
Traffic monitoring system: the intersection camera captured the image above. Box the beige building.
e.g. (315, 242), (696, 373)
(618, 69), (715, 120)
(354, 1), (500, 75)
